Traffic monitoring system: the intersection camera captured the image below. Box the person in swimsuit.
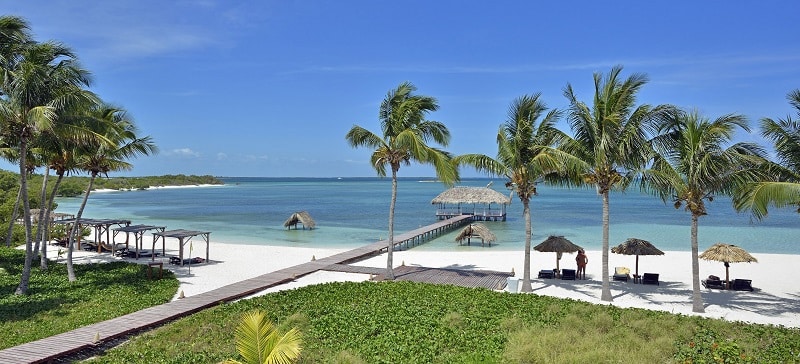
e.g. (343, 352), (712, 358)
(576, 249), (588, 279)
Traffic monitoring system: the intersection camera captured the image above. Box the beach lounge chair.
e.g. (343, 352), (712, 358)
(538, 269), (554, 279)
(731, 279), (754, 291)
(169, 256), (205, 265)
(561, 269), (576, 280)
(613, 266), (630, 282)
(701, 275), (725, 289)
(642, 273), (659, 285)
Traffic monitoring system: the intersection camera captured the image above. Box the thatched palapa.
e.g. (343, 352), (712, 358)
(611, 238), (664, 277)
(431, 186), (510, 221)
(700, 243), (757, 289)
(455, 223), (497, 247)
(283, 211), (316, 230)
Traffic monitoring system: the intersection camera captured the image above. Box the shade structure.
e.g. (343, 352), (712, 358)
(283, 211), (316, 230)
(534, 235), (583, 273)
(700, 243), (758, 289)
(611, 238), (664, 277)
(454, 223), (496, 246)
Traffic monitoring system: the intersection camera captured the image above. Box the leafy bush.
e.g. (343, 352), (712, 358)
(88, 281), (800, 363)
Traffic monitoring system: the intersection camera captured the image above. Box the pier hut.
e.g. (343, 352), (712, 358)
(283, 211), (316, 230)
(431, 186), (510, 221)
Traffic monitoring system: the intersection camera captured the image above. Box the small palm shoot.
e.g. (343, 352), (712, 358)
(223, 310), (302, 364)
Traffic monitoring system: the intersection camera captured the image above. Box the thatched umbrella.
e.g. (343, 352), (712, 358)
(534, 235), (583, 273)
(700, 243), (757, 289)
(283, 211), (316, 230)
(611, 238), (665, 277)
(454, 223), (496, 247)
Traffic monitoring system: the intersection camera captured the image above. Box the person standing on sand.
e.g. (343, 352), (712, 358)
(576, 249), (588, 279)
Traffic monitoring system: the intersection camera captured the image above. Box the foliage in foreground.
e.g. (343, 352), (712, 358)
(0, 247), (179, 349)
(90, 281), (800, 364)
(222, 309), (303, 364)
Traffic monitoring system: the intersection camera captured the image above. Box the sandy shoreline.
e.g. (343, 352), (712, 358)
(41, 239), (799, 329)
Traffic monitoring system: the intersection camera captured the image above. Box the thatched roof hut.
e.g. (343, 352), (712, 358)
(431, 186), (511, 221)
(454, 223), (497, 247)
(283, 211), (316, 230)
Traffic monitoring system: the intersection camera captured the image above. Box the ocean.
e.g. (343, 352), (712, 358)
(52, 177), (799, 255)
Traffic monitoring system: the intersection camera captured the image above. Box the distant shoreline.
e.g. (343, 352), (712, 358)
(91, 183), (222, 193)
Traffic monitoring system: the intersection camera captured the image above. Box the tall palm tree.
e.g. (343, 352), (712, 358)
(1, 33), (96, 293)
(66, 105), (157, 281)
(455, 93), (582, 292)
(345, 82), (458, 279)
(562, 66), (674, 302)
(645, 111), (767, 313)
(222, 310), (302, 364)
(734, 89), (800, 218)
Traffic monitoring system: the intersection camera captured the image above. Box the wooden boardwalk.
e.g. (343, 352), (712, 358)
(0, 215), (473, 364)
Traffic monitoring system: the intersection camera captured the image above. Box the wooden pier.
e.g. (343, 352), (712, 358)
(0, 215), (473, 364)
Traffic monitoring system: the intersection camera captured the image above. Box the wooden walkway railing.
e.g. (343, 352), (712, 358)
(0, 215), (473, 364)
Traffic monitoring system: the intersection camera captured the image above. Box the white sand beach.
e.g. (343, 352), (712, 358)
(45, 239), (799, 329)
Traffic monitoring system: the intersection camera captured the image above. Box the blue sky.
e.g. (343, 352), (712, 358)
(3, 1), (799, 177)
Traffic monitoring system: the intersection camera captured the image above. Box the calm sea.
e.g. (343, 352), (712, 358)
(52, 177), (799, 255)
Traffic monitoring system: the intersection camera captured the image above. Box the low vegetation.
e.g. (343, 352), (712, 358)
(88, 281), (800, 363)
(0, 247), (179, 349)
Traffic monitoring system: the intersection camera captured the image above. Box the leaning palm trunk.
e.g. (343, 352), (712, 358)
(14, 140), (35, 295)
(600, 191), (612, 301)
(690, 214), (704, 313)
(520, 199), (533, 292)
(34, 167), (51, 269)
(41, 174), (66, 269)
(386, 168), (398, 280)
(66, 173), (96, 282)
(5, 187), (22, 248)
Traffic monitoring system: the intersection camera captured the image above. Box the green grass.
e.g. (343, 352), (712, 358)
(87, 281), (800, 364)
(0, 247), (180, 349)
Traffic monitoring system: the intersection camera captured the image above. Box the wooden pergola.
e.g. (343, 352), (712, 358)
(112, 224), (166, 259)
(53, 218), (132, 252)
(151, 229), (211, 266)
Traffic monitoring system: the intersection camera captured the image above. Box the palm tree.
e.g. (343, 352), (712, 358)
(1, 32), (96, 293)
(645, 110), (767, 313)
(345, 82), (458, 279)
(455, 93), (581, 292)
(66, 105), (157, 281)
(562, 66), (674, 302)
(223, 310), (302, 364)
(734, 89), (800, 218)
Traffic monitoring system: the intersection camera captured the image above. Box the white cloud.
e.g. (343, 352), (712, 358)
(169, 148), (201, 157)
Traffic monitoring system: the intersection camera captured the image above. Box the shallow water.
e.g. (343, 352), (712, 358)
(52, 177), (799, 255)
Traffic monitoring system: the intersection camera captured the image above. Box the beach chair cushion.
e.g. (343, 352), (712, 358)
(561, 269), (576, 280)
(613, 267), (630, 281)
(538, 270), (554, 279)
(642, 273), (659, 285)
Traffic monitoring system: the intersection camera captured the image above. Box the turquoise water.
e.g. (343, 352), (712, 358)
(52, 177), (799, 255)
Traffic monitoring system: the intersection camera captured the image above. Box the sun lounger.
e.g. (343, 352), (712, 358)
(731, 279), (754, 291)
(613, 266), (631, 282)
(561, 269), (576, 280)
(702, 278), (725, 289)
(169, 256), (205, 265)
(538, 269), (554, 279)
(642, 273), (659, 285)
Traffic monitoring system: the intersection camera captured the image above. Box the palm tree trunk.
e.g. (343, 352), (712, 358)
(691, 214), (704, 313)
(520, 198), (533, 292)
(42, 174), (65, 270)
(600, 191), (612, 302)
(66, 174), (96, 282)
(5, 187), (21, 248)
(14, 139), (35, 295)
(386, 168), (398, 280)
(34, 167), (51, 269)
